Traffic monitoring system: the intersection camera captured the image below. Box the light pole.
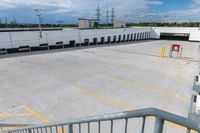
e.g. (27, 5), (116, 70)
(35, 9), (43, 38)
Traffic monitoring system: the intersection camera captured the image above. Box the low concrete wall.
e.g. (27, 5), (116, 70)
(0, 27), (151, 49)
(1, 26), (199, 49)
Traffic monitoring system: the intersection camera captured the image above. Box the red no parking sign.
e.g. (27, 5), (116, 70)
(169, 44), (182, 58)
(172, 44), (181, 52)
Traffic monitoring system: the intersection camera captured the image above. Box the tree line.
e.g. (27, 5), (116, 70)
(0, 24), (78, 28)
(126, 22), (200, 27)
(0, 22), (200, 28)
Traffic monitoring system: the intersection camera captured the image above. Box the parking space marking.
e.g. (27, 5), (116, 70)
(22, 104), (65, 133)
(102, 75), (189, 101)
(22, 104), (49, 123)
(72, 85), (190, 131)
(0, 105), (34, 119)
(73, 86), (132, 110)
(0, 113), (32, 117)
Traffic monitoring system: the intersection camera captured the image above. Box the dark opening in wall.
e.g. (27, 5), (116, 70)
(84, 39), (89, 46)
(112, 36), (116, 43)
(56, 41), (64, 48)
(99, 37), (105, 44)
(106, 36), (111, 44)
(69, 40), (76, 47)
(39, 43), (49, 50)
(7, 48), (18, 53)
(93, 38), (98, 45)
(142, 33), (145, 40)
(137, 33), (139, 40)
(117, 35), (121, 43)
(134, 33), (136, 41)
(126, 34), (129, 42)
(131, 34), (133, 41)
(122, 34), (126, 42)
(160, 33), (189, 41)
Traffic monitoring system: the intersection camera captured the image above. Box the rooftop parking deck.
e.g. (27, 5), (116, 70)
(0, 40), (199, 132)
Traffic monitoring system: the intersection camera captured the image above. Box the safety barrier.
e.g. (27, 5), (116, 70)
(1, 108), (200, 133)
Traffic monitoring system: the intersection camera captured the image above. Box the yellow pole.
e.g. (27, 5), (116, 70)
(160, 48), (163, 58)
(160, 48), (166, 58)
(162, 48), (165, 57)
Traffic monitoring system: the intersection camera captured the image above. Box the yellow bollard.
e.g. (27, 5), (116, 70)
(162, 48), (165, 57)
(160, 48), (166, 58)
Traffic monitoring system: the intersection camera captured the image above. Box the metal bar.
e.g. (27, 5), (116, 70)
(154, 117), (164, 133)
(88, 123), (90, 133)
(141, 117), (146, 133)
(44, 128), (47, 133)
(56, 126), (58, 133)
(61, 125), (64, 133)
(78, 124), (81, 133)
(50, 127), (52, 133)
(98, 121), (100, 133)
(124, 118), (128, 133)
(110, 120), (113, 133)
(32, 128), (35, 133)
(4, 108), (200, 132)
(68, 125), (73, 133)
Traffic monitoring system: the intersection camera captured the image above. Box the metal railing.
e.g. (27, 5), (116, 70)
(1, 108), (200, 133)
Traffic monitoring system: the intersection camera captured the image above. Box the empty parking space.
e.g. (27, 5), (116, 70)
(0, 40), (199, 132)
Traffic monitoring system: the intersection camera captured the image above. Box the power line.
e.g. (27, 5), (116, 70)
(96, 4), (101, 23)
(111, 7), (115, 25)
(106, 8), (109, 25)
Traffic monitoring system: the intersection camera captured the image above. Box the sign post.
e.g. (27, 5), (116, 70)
(169, 44), (182, 58)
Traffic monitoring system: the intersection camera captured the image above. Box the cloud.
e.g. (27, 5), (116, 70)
(0, 0), (164, 23)
(0, 0), (72, 9)
(160, 0), (200, 22)
(0, 0), (162, 14)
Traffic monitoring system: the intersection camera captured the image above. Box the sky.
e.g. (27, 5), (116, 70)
(0, 0), (200, 24)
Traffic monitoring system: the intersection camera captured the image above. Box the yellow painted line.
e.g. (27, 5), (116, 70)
(73, 86), (132, 111)
(103, 75), (189, 101)
(22, 104), (66, 133)
(22, 104), (49, 123)
(0, 113), (32, 117)
(73, 85), (195, 132)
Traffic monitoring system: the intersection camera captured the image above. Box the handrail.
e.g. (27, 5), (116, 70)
(0, 124), (32, 128)
(2, 108), (200, 133)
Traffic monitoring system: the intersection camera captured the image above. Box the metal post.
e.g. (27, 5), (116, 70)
(28, 129), (31, 133)
(35, 9), (42, 39)
(154, 117), (164, 133)
(110, 120), (113, 133)
(8, 32), (14, 48)
(141, 117), (146, 133)
(45, 33), (48, 44)
(78, 124), (81, 133)
(179, 47), (183, 58)
(88, 123), (90, 133)
(125, 118), (128, 133)
(68, 124), (73, 133)
(98, 121), (100, 133)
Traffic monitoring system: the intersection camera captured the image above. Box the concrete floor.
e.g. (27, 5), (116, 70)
(0, 40), (199, 133)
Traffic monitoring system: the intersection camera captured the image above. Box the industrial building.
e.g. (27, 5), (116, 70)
(0, 26), (200, 133)
(114, 20), (126, 28)
(78, 18), (96, 29)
